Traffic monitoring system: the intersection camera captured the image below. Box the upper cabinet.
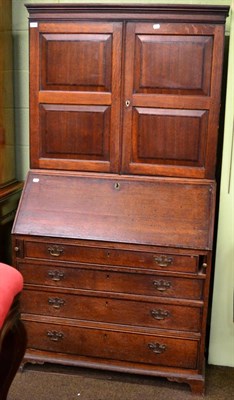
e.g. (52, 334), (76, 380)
(27, 4), (228, 179)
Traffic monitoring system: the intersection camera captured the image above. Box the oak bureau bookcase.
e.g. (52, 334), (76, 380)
(12, 3), (229, 394)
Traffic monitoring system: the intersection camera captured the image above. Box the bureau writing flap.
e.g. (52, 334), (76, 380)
(12, 171), (216, 250)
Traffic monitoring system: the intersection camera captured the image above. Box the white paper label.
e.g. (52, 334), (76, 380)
(30, 22), (38, 28)
(153, 24), (160, 30)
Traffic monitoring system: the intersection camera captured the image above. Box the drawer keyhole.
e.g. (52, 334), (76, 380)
(114, 182), (120, 190)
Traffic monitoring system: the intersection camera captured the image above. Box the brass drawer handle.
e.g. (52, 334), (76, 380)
(48, 297), (65, 309)
(154, 255), (173, 267)
(151, 309), (170, 320)
(148, 343), (166, 354)
(153, 279), (172, 292)
(47, 245), (64, 257)
(47, 330), (64, 342)
(48, 270), (65, 282)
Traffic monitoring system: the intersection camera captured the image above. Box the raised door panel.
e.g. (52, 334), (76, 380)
(132, 108), (208, 168)
(134, 35), (213, 96)
(40, 105), (110, 162)
(40, 33), (112, 92)
(122, 23), (225, 178)
(30, 22), (122, 172)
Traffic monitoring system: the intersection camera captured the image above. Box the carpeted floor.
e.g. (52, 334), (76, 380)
(8, 363), (234, 400)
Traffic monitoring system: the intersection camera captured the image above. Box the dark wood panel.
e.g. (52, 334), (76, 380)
(24, 320), (199, 369)
(12, 171), (216, 250)
(19, 263), (202, 299)
(18, 264), (204, 301)
(22, 241), (199, 273)
(134, 35), (213, 95)
(40, 104), (110, 161)
(41, 33), (112, 92)
(131, 108), (208, 167)
(21, 289), (202, 332)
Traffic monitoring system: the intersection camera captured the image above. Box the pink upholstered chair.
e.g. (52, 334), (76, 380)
(0, 263), (27, 399)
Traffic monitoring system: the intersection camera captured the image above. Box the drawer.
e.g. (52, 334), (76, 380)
(25, 320), (199, 370)
(18, 263), (203, 300)
(21, 289), (201, 332)
(23, 240), (199, 273)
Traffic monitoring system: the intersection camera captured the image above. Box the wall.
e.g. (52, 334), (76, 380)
(208, 0), (234, 367)
(12, 0), (233, 366)
(0, 0), (15, 185)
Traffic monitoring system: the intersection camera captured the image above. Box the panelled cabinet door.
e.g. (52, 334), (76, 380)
(30, 22), (122, 172)
(122, 22), (225, 179)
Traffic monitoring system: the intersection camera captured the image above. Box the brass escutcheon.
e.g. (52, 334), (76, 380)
(114, 182), (120, 190)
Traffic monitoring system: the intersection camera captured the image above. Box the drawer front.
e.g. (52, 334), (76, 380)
(21, 290), (201, 332)
(25, 321), (199, 369)
(23, 241), (199, 273)
(18, 263), (203, 300)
